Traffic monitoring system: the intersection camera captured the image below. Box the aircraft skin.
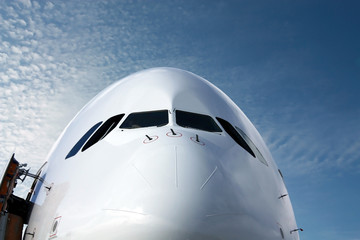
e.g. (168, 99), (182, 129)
(24, 68), (300, 240)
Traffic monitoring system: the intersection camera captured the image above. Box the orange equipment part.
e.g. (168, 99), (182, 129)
(4, 214), (23, 240)
(0, 156), (19, 212)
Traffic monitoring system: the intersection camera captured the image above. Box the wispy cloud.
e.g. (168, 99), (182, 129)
(0, 0), (178, 176)
(212, 56), (360, 180)
(0, 2), (89, 170)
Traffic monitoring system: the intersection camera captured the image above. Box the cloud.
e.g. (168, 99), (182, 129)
(0, 1), (136, 185)
(17, 0), (32, 8)
(44, 2), (54, 10)
(210, 57), (360, 180)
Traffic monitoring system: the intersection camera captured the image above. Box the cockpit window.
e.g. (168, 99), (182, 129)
(65, 121), (102, 159)
(234, 126), (268, 166)
(176, 110), (222, 132)
(120, 110), (169, 129)
(216, 117), (268, 166)
(82, 114), (125, 152)
(216, 117), (255, 157)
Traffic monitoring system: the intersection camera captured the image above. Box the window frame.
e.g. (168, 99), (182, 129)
(175, 110), (222, 133)
(65, 121), (102, 159)
(234, 126), (268, 166)
(82, 114), (125, 152)
(119, 110), (169, 129)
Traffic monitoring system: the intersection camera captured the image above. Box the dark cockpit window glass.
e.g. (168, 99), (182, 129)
(82, 114), (125, 152)
(120, 110), (168, 129)
(216, 117), (255, 157)
(65, 121), (102, 159)
(235, 126), (268, 166)
(176, 110), (222, 132)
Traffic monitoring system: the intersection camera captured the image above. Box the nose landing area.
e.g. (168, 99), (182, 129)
(67, 211), (223, 240)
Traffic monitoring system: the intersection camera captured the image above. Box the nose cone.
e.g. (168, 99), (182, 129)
(98, 143), (229, 239)
(64, 142), (227, 239)
(108, 142), (222, 218)
(57, 138), (282, 240)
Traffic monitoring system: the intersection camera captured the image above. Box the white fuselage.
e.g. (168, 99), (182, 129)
(24, 68), (299, 240)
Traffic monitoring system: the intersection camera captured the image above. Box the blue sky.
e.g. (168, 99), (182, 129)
(0, 0), (359, 239)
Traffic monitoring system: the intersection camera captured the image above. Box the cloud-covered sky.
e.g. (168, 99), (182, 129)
(1, 0), (359, 239)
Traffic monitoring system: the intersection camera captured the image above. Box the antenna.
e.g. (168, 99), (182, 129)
(278, 194), (288, 199)
(290, 228), (303, 234)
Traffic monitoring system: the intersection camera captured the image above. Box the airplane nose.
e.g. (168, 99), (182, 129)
(87, 143), (228, 239)
(59, 141), (276, 240)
